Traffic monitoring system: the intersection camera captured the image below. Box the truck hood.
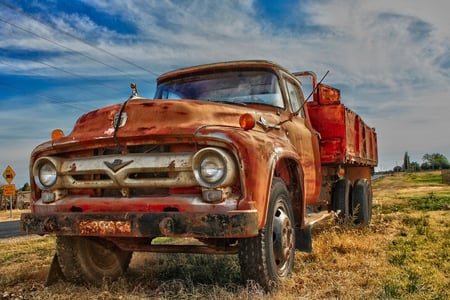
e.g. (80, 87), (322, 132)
(64, 99), (268, 143)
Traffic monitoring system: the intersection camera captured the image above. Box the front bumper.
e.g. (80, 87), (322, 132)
(21, 210), (258, 238)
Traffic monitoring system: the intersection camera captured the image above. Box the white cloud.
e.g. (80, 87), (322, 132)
(0, 0), (449, 177)
(305, 2), (448, 79)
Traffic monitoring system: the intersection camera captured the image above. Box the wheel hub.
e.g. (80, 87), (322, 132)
(272, 205), (294, 273)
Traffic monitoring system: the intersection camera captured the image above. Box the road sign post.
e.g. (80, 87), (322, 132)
(3, 165), (16, 184)
(3, 166), (16, 218)
(3, 184), (16, 197)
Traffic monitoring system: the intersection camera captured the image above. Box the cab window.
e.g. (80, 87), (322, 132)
(155, 70), (284, 109)
(285, 79), (306, 118)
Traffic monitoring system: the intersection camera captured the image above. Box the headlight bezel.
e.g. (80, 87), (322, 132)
(33, 158), (58, 189)
(192, 147), (237, 188)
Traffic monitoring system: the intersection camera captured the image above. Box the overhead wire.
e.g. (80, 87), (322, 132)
(0, 63), (97, 112)
(0, 16), (153, 90)
(0, 0), (159, 88)
(0, 59), (120, 105)
(0, 17), (134, 98)
(0, 2), (159, 108)
(0, 0), (159, 78)
(0, 79), (96, 112)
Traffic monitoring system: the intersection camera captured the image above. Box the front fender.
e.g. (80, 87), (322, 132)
(194, 126), (303, 229)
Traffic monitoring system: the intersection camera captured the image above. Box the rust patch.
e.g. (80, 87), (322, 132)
(168, 160), (176, 170)
(68, 163), (76, 172)
(140, 102), (155, 107)
(137, 126), (156, 131)
(78, 220), (131, 235)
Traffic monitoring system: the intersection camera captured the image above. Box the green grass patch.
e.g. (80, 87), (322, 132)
(0, 237), (55, 287)
(0, 237), (55, 265)
(404, 172), (443, 184)
(1, 171), (449, 299)
(409, 192), (450, 211)
(383, 212), (450, 299)
(151, 237), (176, 244)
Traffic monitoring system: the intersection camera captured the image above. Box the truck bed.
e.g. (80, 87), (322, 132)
(306, 84), (378, 166)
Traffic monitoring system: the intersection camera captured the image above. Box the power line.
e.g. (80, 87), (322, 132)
(0, 79), (96, 112)
(0, 16), (153, 88)
(0, 59), (133, 110)
(0, 0), (160, 78)
(0, 1), (158, 110)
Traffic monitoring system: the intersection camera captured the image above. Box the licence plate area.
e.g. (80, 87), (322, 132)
(78, 220), (132, 235)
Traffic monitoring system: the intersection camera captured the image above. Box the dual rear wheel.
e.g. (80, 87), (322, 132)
(332, 178), (372, 225)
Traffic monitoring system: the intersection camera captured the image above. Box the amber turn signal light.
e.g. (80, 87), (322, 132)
(239, 113), (255, 130)
(51, 129), (65, 140)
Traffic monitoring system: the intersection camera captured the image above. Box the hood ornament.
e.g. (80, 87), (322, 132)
(104, 159), (133, 173)
(129, 82), (143, 100)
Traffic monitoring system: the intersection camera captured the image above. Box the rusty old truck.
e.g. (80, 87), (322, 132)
(21, 60), (377, 290)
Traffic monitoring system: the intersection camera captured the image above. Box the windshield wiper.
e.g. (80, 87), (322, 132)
(240, 101), (278, 108)
(206, 99), (247, 106)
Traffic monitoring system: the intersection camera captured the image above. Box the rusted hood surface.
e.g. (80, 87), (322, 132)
(58, 99), (257, 145)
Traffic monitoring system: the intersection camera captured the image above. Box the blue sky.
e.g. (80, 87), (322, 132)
(1, 0), (449, 186)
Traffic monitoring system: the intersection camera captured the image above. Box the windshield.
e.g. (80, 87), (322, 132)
(154, 70), (284, 108)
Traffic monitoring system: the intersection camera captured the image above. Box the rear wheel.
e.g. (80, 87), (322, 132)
(332, 178), (352, 220)
(352, 178), (372, 225)
(56, 236), (132, 285)
(238, 178), (295, 291)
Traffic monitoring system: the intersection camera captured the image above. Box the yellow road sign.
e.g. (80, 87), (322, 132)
(3, 165), (15, 184)
(3, 184), (16, 196)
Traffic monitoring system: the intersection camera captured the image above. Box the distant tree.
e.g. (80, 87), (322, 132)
(409, 161), (420, 172)
(393, 166), (402, 172)
(422, 153), (450, 169)
(403, 152), (410, 171)
(21, 182), (30, 191)
(421, 162), (430, 170)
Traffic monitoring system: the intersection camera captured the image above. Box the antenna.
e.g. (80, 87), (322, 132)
(297, 70), (329, 113)
(276, 70), (330, 127)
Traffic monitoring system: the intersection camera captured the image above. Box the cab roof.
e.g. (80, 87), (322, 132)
(157, 60), (290, 84)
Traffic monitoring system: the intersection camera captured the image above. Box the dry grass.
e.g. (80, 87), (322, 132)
(0, 209), (29, 222)
(1, 171), (449, 299)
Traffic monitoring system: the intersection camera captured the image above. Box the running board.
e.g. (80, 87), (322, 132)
(296, 211), (333, 253)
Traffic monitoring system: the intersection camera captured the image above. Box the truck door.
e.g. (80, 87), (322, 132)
(281, 77), (321, 204)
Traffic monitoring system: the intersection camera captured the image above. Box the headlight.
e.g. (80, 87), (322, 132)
(34, 159), (57, 189)
(192, 148), (237, 188)
(200, 156), (225, 183)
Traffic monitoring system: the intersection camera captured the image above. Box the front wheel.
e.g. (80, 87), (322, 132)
(238, 178), (295, 291)
(56, 236), (132, 285)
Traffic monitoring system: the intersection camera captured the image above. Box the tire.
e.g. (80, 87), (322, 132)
(238, 178), (295, 291)
(352, 178), (373, 225)
(332, 178), (352, 220)
(56, 236), (132, 285)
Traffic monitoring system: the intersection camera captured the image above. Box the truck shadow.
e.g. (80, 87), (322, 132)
(127, 251), (242, 290)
